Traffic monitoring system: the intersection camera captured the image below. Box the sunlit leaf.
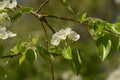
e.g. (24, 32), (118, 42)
(77, 12), (87, 23)
(59, 0), (73, 12)
(96, 35), (111, 61)
(49, 46), (58, 53)
(30, 35), (39, 45)
(26, 49), (37, 64)
(19, 48), (28, 65)
(71, 49), (82, 75)
(62, 46), (72, 59)
(0, 9), (9, 13)
(11, 40), (24, 54)
(0, 45), (4, 57)
(20, 7), (33, 13)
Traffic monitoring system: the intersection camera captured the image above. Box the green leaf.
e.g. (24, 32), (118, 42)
(0, 45), (4, 57)
(30, 35), (39, 45)
(96, 35), (111, 61)
(11, 44), (18, 54)
(62, 46), (72, 59)
(20, 7), (33, 13)
(77, 12), (87, 23)
(10, 12), (22, 22)
(19, 48), (28, 65)
(59, 0), (73, 12)
(11, 40), (23, 54)
(49, 46), (58, 53)
(77, 49), (82, 64)
(37, 46), (51, 59)
(110, 24), (120, 34)
(26, 49), (37, 64)
(71, 49), (82, 75)
(0, 9), (9, 13)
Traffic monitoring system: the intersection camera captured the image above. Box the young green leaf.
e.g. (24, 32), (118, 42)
(0, 9), (9, 13)
(62, 46), (72, 59)
(71, 49), (82, 75)
(10, 12), (22, 22)
(11, 40), (23, 54)
(11, 44), (18, 54)
(20, 7), (33, 13)
(77, 12), (87, 23)
(96, 35), (111, 61)
(0, 45), (4, 57)
(59, 0), (73, 12)
(26, 49), (37, 64)
(19, 48), (28, 65)
(49, 46), (58, 53)
(31, 35), (39, 45)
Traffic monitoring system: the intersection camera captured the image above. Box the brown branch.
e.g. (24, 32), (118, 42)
(0, 53), (21, 58)
(43, 18), (56, 34)
(43, 14), (80, 23)
(36, 0), (49, 13)
(40, 20), (48, 50)
(40, 20), (55, 80)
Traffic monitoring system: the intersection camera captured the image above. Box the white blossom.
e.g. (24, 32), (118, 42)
(0, 12), (11, 27)
(7, 31), (16, 37)
(0, 0), (8, 10)
(65, 27), (72, 34)
(0, 26), (16, 40)
(58, 29), (68, 40)
(68, 31), (80, 41)
(0, 0), (17, 9)
(6, 0), (17, 9)
(51, 33), (61, 46)
(51, 27), (80, 46)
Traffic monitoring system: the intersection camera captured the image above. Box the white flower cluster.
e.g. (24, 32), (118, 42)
(0, 0), (17, 39)
(0, 26), (16, 39)
(51, 27), (80, 46)
(0, 0), (17, 9)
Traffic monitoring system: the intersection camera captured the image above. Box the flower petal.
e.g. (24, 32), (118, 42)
(7, 31), (17, 37)
(68, 31), (80, 41)
(51, 37), (61, 46)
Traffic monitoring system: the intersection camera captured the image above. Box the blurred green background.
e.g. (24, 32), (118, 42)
(1, 0), (120, 80)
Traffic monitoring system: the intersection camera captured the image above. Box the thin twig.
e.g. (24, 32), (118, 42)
(43, 15), (80, 23)
(40, 21), (48, 50)
(0, 53), (21, 58)
(40, 20), (55, 80)
(36, 0), (49, 13)
(43, 18), (56, 33)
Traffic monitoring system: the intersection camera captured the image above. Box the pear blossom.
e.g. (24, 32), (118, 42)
(51, 33), (61, 46)
(0, 0), (8, 10)
(0, 0), (17, 9)
(6, 0), (17, 9)
(68, 31), (80, 41)
(0, 12), (11, 27)
(51, 27), (80, 46)
(0, 26), (16, 39)
(58, 29), (68, 40)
